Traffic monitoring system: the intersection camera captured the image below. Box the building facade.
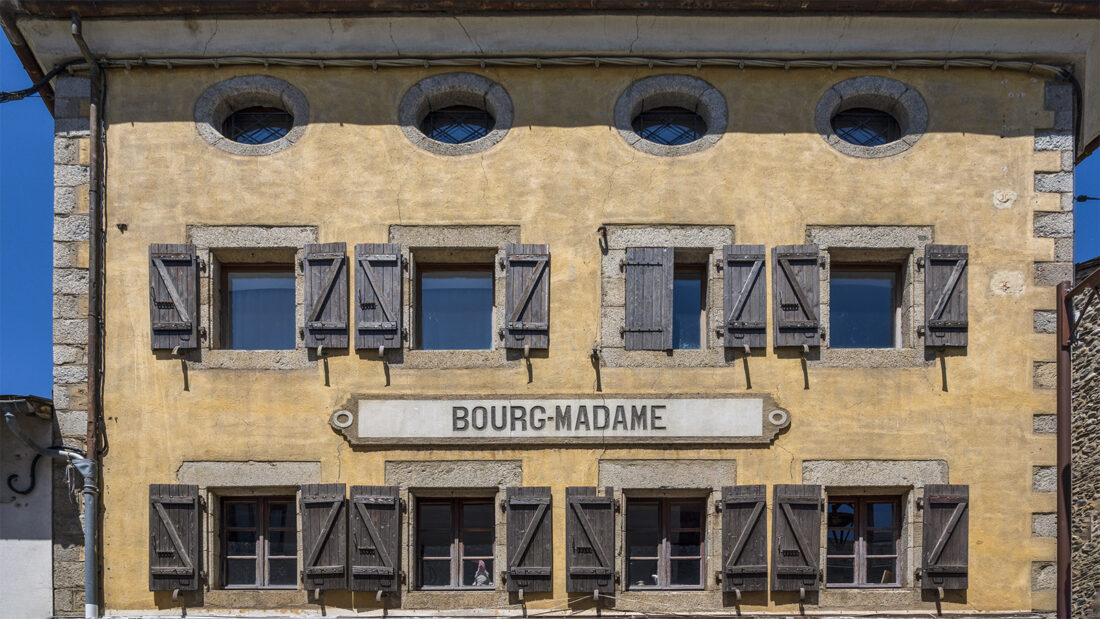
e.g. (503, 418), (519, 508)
(3, 1), (1100, 616)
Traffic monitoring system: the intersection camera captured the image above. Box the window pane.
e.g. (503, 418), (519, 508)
(462, 502), (494, 529)
(866, 557), (898, 584)
(221, 106), (293, 145)
(421, 105), (494, 144)
(225, 502), (256, 528)
(226, 269), (296, 350)
(627, 503), (658, 530)
(827, 502), (855, 528)
(419, 269), (493, 350)
(829, 270), (896, 348)
(672, 270), (704, 350)
(868, 528), (897, 555)
(866, 502), (896, 528)
(268, 530), (296, 557)
(826, 557), (854, 584)
(225, 558), (256, 586)
(268, 558), (298, 586)
(669, 502), (702, 529)
(670, 559), (701, 586)
(628, 559), (659, 588)
(462, 529), (493, 557)
(419, 530), (452, 558)
(632, 106), (707, 146)
(831, 108), (901, 147)
(269, 501), (293, 528)
(670, 530), (701, 556)
(420, 559), (450, 587)
(627, 530), (661, 558)
(226, 530), (257, 556)
(463, 559), (494, 587)
(826, 528), (854, 555)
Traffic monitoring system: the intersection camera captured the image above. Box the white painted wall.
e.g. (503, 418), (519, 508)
(1, 414), (54, 619)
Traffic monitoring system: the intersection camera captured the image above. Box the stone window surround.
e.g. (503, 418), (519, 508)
(599, 225), (733, 368)
(814, 76), (929, 159)
(194, 75), (310, 157)
(808, 225), (933, 368)
(802, 459), (949, 608)
(187, 225), (318, 370)
(614, 74), (728, 157)
(399, 72), (514, 156)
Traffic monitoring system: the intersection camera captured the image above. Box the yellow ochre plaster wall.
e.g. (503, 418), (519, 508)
(99, 66), (1061, 614)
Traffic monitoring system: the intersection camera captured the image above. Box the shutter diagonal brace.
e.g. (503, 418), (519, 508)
(569, 500), (611, 571)
(508, 257), (549, 326)
(928, 257), (967, 323)
(353, 501), (393, 573)
(152, 257), (192, 327)
(152, 500), (194, 574)
(724, 500), (764, 571)
(778, 256), (818, 325)
(726, 259), (763, 327)
(304, 499), (344, 575)
(780, 502), (816, 569)
(508, 500), (549, 571)
(927, 501), (967, 566)
(307, 254), (346, 325)
(357, 256), (395, 324)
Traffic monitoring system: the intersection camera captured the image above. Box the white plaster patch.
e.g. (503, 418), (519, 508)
(993, 189), (1018, 209)
(990, 271), (1026, 296)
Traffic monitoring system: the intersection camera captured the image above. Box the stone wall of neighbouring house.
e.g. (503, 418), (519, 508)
(1074, 257), (1100, 618)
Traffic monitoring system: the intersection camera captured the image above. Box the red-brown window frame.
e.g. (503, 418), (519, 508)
(825, 495), (902, 588)
(625, 497), (706, 590)
(415, 497), (496, 590)
(221, 496), (298, 589)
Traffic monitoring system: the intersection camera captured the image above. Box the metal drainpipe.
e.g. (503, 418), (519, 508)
(1056, 281), (1072, 619)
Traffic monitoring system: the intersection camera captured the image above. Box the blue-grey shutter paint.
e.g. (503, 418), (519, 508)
(624, 247), (674, 351)
(149, 244), (199, 351)
(722, 245), (767, 349)
(355, 243), (403, 350)
(504, 243), (550, 350)
(772, 245), (820, 348)
(303, 242), (348, 349)
(149, 484), (201, 591)
(924, 245), (969, 347)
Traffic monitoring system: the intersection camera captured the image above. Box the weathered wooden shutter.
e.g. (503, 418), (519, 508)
(149, 244), (199, 351)
(720, 485), (767, 592)
(565, 486), (615, 594)
(722, 245), (767, 350)
(303, 242), (348, 349)
(505, 486), (553, 592)
(771, 484), (821, 591)
(149, 484), (201, 591)
(301, 483), (347, 590)
(921, 484), (969, 590)
(623, 247), (674, 351)
(503, 244), (550, 350)
(924, 245), (969, 347)
(355, 243), (403, 351)
(772, 245), (820, 348)
(348, 485), (401, 592)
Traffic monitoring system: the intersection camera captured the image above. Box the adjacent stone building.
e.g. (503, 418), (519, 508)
(1074, 256), (1100, 618)
(2, 1), (1099, 617)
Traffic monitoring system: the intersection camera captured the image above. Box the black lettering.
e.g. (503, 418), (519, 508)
(491, 405), (507, 431)
(530, 406), (546, 430)
(593, 405), (609, 430)
(555, 406), (572, 431)
(453, 407), (469, 431)
(511, 406), (528, 432)
(651, 404), (667, 430)
(631, 405), (647, 430)
(576, 405), (591, 431)
(472, 406), (487, 430)
(612, 405), (627, 430)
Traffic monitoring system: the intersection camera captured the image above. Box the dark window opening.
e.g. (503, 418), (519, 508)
(221, 106), (293, 145)
(673, 265), (706, 350)
(826, 496), (901, 587)
(632, 106), (707, 146)
(625, 498), (705, 590)
(221, 264), (296, 350)
(417, 498), (495, 589)
(831, 108), (902, 147)
(222, 496), (297, 589)
(420, 105), (494, 144)
(829, 264), (900, 349)
(416, 265), (494, 350)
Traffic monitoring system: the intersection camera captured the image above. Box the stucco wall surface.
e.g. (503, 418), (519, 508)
(94, 65), (1064, 614)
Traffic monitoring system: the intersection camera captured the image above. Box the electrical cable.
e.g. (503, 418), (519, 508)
(0, 58), (82, 103)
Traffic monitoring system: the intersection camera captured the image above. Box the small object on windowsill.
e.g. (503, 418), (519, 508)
(473, 560), (492, 587)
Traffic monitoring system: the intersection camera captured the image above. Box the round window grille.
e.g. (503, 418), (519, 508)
(419, 105), (495, 144)
(814, 76), (927, 158)
(830, 107), (902, 147)
(399, 73), (513, 156)
(631, 106), (707, 146)
(195, 76), (309, 156)
(221, 106), (294, 145)
(614, 75), (727, 157)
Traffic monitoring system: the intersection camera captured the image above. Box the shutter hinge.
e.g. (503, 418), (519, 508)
(914, 567), (923, 580)
(917, 257), (926, 270)
(613, 498), (621, 513)
(917, 326), (926, 337)
(199, 326), (207, 340)
(400, 497), (407, 512)
(199, 495), (207, 512)
(714, 499), (723, 512)
(500, 499), (508, 513)
(916, 497), (925, 510)
(714, 258), (723, 272)
(499, 256), (507, 270)
(197, 257), (207, 272)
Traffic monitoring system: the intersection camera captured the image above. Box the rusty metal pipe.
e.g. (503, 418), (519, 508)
(1056, 281), (1071, 619)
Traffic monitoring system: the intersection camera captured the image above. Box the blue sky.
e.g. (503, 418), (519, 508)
(1, 41), (1098, 398)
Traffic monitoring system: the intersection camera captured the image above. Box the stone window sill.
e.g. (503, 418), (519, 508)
(814, 347), (931, 369)
(203, 588), (310, 608)
(189, 349), (314, 371)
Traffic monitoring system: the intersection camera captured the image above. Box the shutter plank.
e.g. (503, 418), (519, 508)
(355, 243), (403, 350)
(349, 485), (400, 592)
(149, 244), (199, 351)
(301, 483), (347, 590)
(149, 484), (201, 591)
(771, 484), (821, 592)
(721, 485), (767, 592)
(772, 245), (820, 348)
(925, 245), (969, 347)
(723, 245), (767, 349)
(506, 486), (553, 592)
(303, 242), (348, 348)
(565, 486), (615, 594)
(921, 484), (968, 590)
(504, 243), (550, 349)
(624, 247), (674, 351)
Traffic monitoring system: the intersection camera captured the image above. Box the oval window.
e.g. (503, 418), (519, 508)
(220, 106), (294, 145)
(631, 106), (707, 146)
(830, 107), (902, 147)
(419, 105), (495, 144)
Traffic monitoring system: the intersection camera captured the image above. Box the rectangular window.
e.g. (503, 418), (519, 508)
(826, 496), (901, 587)
(625, 498), (705, 590)
(222, 496), (298, 589)
(416, 265), (494, 350)
(672, 265), (706, 350)
(829, 265), (900, 349)
(220, 264), (296, 350)
(417, 498), (495, 589)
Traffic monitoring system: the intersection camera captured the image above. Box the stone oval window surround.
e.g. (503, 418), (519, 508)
(195, 75), (309, 156)
(815, 76), (928, 159)
(614, 75), (728, 157)
(399, 73), (514, 156)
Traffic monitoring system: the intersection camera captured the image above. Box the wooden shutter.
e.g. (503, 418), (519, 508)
(623, 247), (674, 351)
(772, 245), (820, 348)
(355, 243), (403, 351)
(565, 486), (615, 594)
(924, 245), (969, 347)
(348, 485), (401, 592)
(720, 485), (767, 592)
(771, 484), (821, 591)
(301, 483), (347, 590)
(303, 242), (348, 349)
(505, 486), (553, 592)
(149, 244), (199, 351)
(149, 484), (201, 591)
(722, 245), (767, 349)
(503, 244), (550, 350)
(921, 484), (968, 590)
